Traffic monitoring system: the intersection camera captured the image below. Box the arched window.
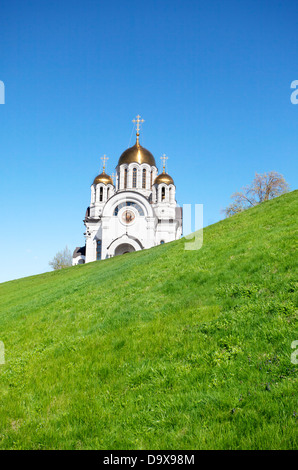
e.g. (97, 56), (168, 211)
(151, 170), (153, 188)
(100, 186), (103, 202)
(161, 187), (165, 200)
(160, 240), (165, 244)
(124, 169), (128, 189)
(142, 169), (146, 189)
(113, 201), (144, 216)
(96, 240), (102, 260)
(133, 168), (137, 188)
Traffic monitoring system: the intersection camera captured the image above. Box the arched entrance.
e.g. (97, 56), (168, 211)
(107, 235), (143, 258)
(114, 243), (136, 256)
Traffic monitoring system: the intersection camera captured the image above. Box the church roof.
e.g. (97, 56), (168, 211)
(118, 139), (156, 167)
(73, 246), (86, 258)
(154, 172), (174, 185)
(93, 171), (113, 185)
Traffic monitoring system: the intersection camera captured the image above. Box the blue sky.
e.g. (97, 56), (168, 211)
(0, 0), (297, 282)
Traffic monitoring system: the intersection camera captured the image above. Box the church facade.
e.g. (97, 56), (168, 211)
(73, 116), (182, 265)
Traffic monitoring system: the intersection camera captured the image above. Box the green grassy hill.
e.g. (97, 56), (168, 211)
(0, 191), (297, 450)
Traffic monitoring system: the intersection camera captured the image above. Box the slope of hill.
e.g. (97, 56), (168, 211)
(0, 191), (297, 450)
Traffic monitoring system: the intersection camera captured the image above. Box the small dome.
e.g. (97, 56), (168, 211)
(93, 172), (113, 185)
(154, 172), (174, 185)
(118, 139), (156, 167)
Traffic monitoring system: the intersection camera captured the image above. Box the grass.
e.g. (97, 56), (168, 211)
(0, 191), (297, 449)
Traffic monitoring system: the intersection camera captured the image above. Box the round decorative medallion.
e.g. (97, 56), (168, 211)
(121, 210), (135, 224)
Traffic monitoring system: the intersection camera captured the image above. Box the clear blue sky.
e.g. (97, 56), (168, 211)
(0, 0), (297, 282)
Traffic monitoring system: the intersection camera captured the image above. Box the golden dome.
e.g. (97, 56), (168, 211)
(154, 172), (174, 185)
(93, 171), (113, 185)
(118, 138), (156, 167)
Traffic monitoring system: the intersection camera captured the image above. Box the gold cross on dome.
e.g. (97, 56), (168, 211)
(132, 114), (145, 133)
(161, 154), (168, 173)
(101, 154), (109, 172)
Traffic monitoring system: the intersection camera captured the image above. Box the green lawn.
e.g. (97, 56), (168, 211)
(0, 191), (297, 449)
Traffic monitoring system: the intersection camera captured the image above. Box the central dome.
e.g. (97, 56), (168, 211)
(118, 140), (156, 167)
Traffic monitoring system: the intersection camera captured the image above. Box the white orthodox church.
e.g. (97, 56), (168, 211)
(73, 116), (183, 264)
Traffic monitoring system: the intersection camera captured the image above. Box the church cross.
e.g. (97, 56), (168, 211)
(101, 154), (109, 173)
(161, 154), (168, 173)
(132, 114), (145, 133)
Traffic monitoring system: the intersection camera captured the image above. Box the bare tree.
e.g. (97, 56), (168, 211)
(224, 171), (290, 217)
(49, 246), (72, 270)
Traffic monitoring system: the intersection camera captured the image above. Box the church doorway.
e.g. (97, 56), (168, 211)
(114, 243), (136, 256)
